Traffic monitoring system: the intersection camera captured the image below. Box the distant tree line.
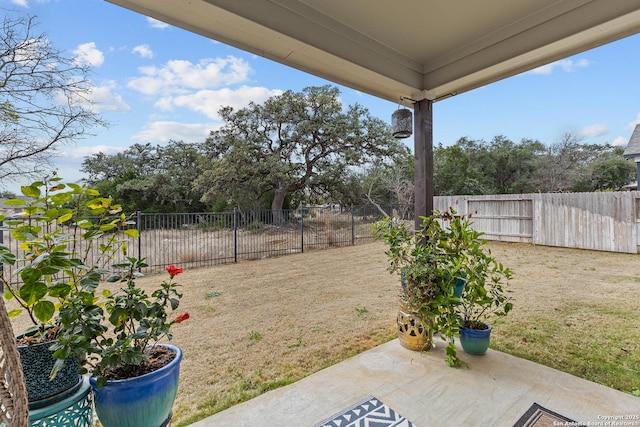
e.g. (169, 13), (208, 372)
(77, 130), (634, 215)
(433, 132), (634, 196)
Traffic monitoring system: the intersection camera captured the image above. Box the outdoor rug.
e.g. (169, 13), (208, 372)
(513, 403), (584, 427)
(314, 395), (416, 427)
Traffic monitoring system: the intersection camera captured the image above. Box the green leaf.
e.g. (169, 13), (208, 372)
(21, 185), (41, 198)
(50, 192), (73, 206)
(79, 271), (102, 291)
(124, 229), (139, 238)
(20, 267), (42, 285)
(0, 250), (16, 265)
(41, 208), (59, 222)
(33, 300), (55, 323)
(18, 281), (48, 305)
(106, 274), (121, 283)
(57, 212), (73, 224)
(10, 230), (29, 242)
(109, 307), (127, 327)
(82, 230), (103, 240)
(7, 309), (22, 318)
(48, 283), (72, 298)
(67, 183), (82, 192)
(76, 219), (92, 229)
(30, 252), (51, 268)
(2, 198), (26, 206)
(80, 292), (95, 305)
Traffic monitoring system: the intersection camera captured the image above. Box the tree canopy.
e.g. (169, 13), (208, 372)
(193, 85), (404, 221)
(81, 141), (207, 213)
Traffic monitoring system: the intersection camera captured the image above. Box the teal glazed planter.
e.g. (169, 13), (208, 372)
(459, 324), (492, 355)
(453, 278), (465, 298)
(90, 345), (182, 427)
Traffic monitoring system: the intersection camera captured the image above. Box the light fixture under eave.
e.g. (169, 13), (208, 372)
(392, 99), (412, 139)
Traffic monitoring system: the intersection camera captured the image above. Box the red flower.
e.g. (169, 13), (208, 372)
(175, 312), (190, 323)
(166, 265), (183, 277)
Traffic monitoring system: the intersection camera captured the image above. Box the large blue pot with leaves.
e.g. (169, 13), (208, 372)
(459, 324), (491, 355)
(90, 344), (182, 427)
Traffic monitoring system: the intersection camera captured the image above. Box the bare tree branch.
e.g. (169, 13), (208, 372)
(0, 12), (106, 185)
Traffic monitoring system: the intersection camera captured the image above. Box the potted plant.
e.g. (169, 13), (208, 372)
(456, 236), (513, 355)
(429, 209), (513, 358)
(374, 207), (513, 366)
(0, 174), (132, 408)
(373, 210), (465, 365)
(52, 256), (190, 427)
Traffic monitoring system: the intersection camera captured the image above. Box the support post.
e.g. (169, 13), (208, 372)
(233, 207), (238, 262)
(136, 211), (142, 270)
(413, 98), (434, 230)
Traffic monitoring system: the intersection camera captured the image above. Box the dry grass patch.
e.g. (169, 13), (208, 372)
(8, 240), (640, 425)
(488, 242), (640, 393)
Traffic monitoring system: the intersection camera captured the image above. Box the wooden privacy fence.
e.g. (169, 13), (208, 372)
(435, 192), (640, 254)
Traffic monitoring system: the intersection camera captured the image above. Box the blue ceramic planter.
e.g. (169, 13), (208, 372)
(459, 324), (491, 355)
(90, 344), (182, 427)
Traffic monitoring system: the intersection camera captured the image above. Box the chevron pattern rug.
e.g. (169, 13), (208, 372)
(314, 396), (415, 427)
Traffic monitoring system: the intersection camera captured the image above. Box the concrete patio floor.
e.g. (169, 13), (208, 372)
(190, 339), (639, 426)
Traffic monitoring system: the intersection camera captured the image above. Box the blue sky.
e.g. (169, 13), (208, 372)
(3, 0), (640, 190)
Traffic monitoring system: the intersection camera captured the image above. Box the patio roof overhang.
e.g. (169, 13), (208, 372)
(105, 0), (640, 103)
(104, 0), (640, 223)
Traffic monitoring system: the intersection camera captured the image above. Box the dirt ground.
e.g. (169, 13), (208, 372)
(8, 240), (640, 425)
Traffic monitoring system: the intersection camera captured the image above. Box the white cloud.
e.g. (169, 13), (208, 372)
(132, 121), (215, 143)
(60, 80), (130, 113)
(146, 17), (169, 29)
(87, 81), (131, 113)
(529, 58), (589, 75)
(73, 42), (104, 67)
(155, 86), (282, 120)
(127, 56), (252, 96)
(14, 0), (51, 5)
(579, 123), (607, 138)
(59, 144), (124, 160)
(132, 44), (153, 59)
(612, 136), (628, 147)
(124, 56), (282, 138)
(628, 113), (640, 129)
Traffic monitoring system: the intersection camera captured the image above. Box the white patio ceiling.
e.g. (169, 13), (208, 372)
(106, 0), (640, 104)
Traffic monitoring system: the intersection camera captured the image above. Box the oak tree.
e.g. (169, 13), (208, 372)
(195, 85), (403, 222)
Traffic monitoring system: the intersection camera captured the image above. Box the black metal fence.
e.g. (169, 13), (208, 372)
(132, 205), (385, 271)
(0, 205), (386, 281)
